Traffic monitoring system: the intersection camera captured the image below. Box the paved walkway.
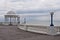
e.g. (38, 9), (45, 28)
(0, 26), (60, 40)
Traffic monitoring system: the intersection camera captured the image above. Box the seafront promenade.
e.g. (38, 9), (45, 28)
(0, 11), (60, 40)
(0, 25), (60, 40)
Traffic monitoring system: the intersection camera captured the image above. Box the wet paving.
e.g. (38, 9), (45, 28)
(0, 26), (60, 40)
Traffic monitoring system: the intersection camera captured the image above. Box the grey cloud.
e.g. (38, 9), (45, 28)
(16, 8), (60, 14)
(16, 9), (50, 14)
(10, 0), (32, 2)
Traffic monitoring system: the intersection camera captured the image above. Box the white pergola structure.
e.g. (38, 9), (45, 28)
(4, 11), (20, 25)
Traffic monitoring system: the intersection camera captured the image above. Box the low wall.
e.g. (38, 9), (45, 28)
(18, 24), (60, 35)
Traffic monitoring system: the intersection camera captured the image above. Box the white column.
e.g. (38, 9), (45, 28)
(17, 17), (20, 24)
(24, 18), (26, 24)
(5, 16), (8, 23)
(14, 17), (17, 25)
(15, 17), (16, 23)
(9, 16), (12, 25)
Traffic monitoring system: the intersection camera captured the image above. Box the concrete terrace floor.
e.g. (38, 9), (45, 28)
(0, 26), (60, 40)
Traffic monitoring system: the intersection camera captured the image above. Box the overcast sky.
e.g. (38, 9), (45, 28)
(0, 0), (60, 12)
(0, 0), (60, 24)
(0, 0), (60, 18)
(0, 0), (60, 15)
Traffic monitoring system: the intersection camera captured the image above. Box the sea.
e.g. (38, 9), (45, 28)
(0, 12), (60, 26)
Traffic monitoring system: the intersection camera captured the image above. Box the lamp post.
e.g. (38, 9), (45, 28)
(50, 12), (54, 26)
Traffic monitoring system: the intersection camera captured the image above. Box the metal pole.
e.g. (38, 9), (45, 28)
(49, 12), (56, 35)
(50, 12), (54, 26)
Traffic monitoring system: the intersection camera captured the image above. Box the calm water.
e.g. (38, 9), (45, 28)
(20, 13), (60, 26)
(0, 12), (60, 26)
(21, 20), (60, 26)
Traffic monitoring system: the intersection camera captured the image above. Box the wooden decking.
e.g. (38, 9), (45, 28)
(0, 25), (60, 40)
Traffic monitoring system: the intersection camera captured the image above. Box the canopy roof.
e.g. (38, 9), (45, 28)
(7, 11), (16, 15)
(5, 11), (19, 17)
